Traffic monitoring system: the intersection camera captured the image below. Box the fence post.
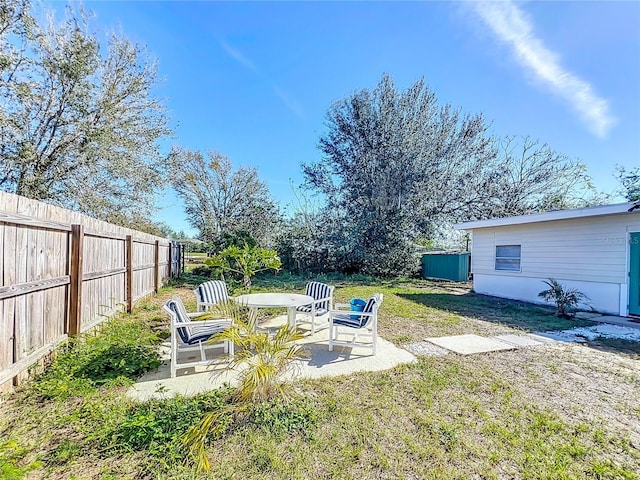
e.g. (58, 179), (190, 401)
(68, 224), (84, 337)
(177, 243), (182, 277)
(126, 235), (133, 313)
(154, 240), (160, 293)
(168, 242), (173, 279)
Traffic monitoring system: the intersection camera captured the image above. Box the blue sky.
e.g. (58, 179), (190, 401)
(63, 1), (639, 236)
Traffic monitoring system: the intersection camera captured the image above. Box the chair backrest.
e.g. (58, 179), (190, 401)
(163, 297), (192, 344)
(359, 293), (383, 328)
(195, 280), (229, 309)
(305, 281), (334, 310)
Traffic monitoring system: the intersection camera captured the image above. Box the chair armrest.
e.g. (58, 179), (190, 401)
(329, 310), (374, 318)
(334, 303), (351, 310)
(312, 296), (333, 305)
(172, 318), (232, 329)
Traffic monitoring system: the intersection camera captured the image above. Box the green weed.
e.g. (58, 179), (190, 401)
(0, 440), (40, 479)
(2, 277), (639, 479)
(106, 390), (231, 465)
(30, 316), (161, 400)
(248, 397), (320, 438)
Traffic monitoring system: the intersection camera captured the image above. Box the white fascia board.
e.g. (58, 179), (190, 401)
(454, 202), (639, 230)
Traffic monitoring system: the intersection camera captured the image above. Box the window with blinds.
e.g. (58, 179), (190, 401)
(495, 245), (521, 271)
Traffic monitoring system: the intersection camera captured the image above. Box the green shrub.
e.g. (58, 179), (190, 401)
(107, 391), (231, 465)
(31, 316), (161, 399)
(191, 265), (216, 278)
(206, 244), (281, 289)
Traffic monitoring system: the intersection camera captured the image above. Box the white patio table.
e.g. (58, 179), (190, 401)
(234, 292), (314, 329)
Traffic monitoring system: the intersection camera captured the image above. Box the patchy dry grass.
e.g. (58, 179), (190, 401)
(333, 280), (596, 345)
(1, 275), (639, 479)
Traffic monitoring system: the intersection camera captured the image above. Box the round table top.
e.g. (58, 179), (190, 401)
(234, 292), (314, 308)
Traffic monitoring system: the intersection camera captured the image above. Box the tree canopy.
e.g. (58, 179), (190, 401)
(302, 74), (595, 276)
(0, 0), (170, 223)
(168, 148), (279, 246)
(616, 166), (640, 202)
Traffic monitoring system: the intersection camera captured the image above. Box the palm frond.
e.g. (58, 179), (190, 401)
(538, 278), (590, 317)
(182, 295), (309, 469)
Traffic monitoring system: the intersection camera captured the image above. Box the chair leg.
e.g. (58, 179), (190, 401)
(171, 332), (177, 378)
(199, 341), (206, 361)
(372, 321), (377, 356)
(311, 304), (316, 335)
(328, 320), (334, 351)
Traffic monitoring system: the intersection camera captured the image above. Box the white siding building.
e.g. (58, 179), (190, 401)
(455, 203), (640, 317)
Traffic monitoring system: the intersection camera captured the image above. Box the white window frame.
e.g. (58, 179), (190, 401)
(495, 245), (521, 272)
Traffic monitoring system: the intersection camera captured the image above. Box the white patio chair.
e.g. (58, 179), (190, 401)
(296, 281), (335, 334)
(194, 280), (229, 312)
(163, 296), (233, 378)
(328, 293), (383, 355)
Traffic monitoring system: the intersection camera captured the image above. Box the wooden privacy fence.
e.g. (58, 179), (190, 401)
(0, 192), (182, 390)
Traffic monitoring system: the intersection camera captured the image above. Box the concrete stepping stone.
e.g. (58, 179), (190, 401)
(403, 341), (450, 356)
(493, 334), (544, 347)
(425, 334), (516, 355)
(522, 333), (560, 344)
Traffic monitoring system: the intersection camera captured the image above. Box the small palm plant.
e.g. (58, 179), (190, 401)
(538, 278), (589, 318)
(182, 299), (307, 471)
(205, 244), (281, 290)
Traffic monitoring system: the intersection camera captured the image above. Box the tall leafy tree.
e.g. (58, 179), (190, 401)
(0, 0), (170, 222)
(303, 74), (496, 275)
(303, 74), (594, 276)
(168, 148), (279, 246)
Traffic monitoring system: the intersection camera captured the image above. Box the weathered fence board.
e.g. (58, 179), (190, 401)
(0, 215), (6, 375)
(0, 191), (182, 390)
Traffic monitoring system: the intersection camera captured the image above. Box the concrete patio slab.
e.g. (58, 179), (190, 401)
(493, 334), (544, 347)
(127, 314), (416, 401)
(425, 334), (517, 355)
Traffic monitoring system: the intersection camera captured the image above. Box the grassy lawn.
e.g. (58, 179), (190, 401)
(184, 252), (208, 267)
(1, 275), (639, 479)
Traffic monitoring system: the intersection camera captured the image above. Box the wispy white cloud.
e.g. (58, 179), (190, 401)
(471, 0), (615, 138)
(220, 40), (260, 74)
(273, 86), (305, 119)
(219, 41), (304, 119)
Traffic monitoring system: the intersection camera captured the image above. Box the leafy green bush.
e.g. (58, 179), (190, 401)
(76, 343), (159, 383)
(274, 214), (418, 277)
(208, 230), (258, 253)
(191, 265), (216, 278)
(206, 244), (281, 289)
(106, 391), (231, 464)
(31, 316), (161, 399)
